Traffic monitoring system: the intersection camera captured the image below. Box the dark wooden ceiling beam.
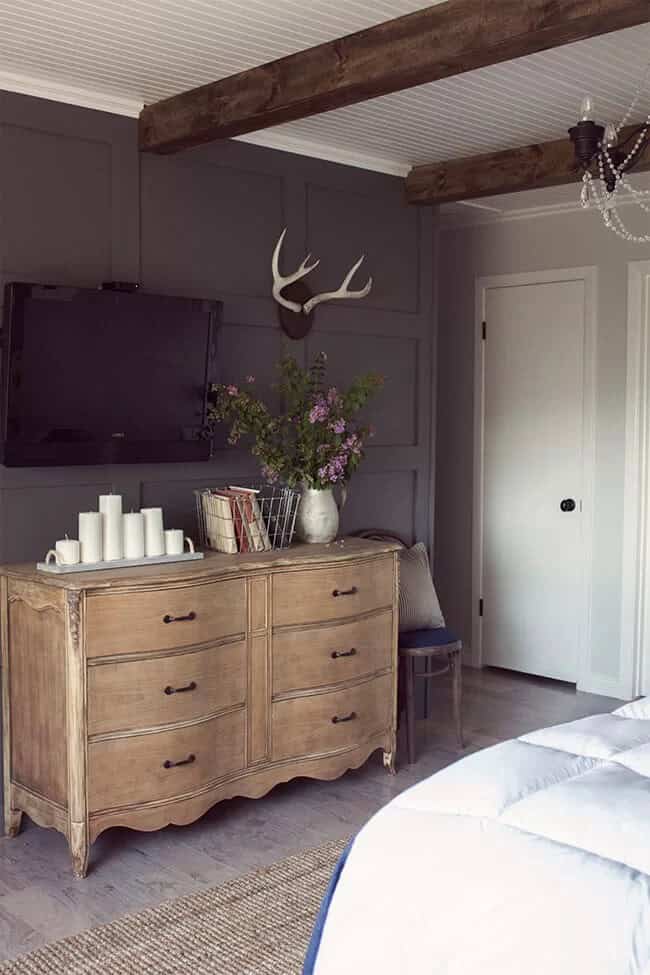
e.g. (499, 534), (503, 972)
(139, 0), (650, 154)
(405, 124), (650, 205)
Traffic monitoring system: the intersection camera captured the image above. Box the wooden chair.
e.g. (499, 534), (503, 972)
(353, 530), (463, 764)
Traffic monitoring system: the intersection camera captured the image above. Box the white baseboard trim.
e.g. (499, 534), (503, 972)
(462, 645), (480, 668)
(460, 653), (630, 700)
(577, 673), (631, 702)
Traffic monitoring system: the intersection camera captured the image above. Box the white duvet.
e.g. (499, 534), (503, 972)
(313, 698), (650, 975)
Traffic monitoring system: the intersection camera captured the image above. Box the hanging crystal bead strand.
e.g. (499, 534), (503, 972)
(579, 53), (650, 242)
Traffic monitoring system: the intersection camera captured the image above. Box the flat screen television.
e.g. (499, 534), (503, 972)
(1, 283), (220, 467)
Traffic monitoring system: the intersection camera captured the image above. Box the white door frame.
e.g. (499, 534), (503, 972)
(471, 267), (597, 692)
(620, 261), (650, 700)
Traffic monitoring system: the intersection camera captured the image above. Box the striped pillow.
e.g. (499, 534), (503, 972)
(398, 542), (445, 633)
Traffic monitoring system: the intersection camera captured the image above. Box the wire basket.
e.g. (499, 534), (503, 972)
(195, 484), (300, 553)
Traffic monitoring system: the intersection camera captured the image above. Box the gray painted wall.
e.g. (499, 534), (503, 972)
(435, 201), (650, 695)
(0, 90), (436, 563)
(0, 90), (437, 818)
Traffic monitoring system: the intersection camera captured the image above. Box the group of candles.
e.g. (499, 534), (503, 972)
(51, 494), (194, 566)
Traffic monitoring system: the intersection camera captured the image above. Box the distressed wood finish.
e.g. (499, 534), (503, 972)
(406, 123), (650, 205)
(273, 558), (393, 627)
(1, 540), (399, 876)
(11, 782), (68, 835)
(1, 576), (20, 837)
(87, 639), (247, 735)
(272, 610), (392, 695)
(7, 581), (67, 807)
(88, 709), (247, 811)
(272, 674), (393, 763)
(85, 578), (247, 657)
(138, 0), (650, 154)
(1, 539), (393, 590)
(88, 732), (390, 843)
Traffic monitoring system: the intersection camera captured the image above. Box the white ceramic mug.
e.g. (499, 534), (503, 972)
(45, 538), (81, 566)
(164, 530), (195, 556)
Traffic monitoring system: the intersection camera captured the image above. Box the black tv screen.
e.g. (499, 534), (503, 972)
(1, 284), (220, 466)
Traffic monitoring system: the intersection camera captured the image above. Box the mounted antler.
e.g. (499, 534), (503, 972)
(271, 228), (372, 320)
(272, 228), (320, 313)
(303, 255), (372, 314)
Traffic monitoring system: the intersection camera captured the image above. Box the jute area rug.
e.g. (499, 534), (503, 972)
(0, 838), (347, 975)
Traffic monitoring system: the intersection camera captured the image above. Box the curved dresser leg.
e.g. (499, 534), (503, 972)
(5, 808), (23, 838)
(69, 822), (89, 879)
(382, 749), (397, 775)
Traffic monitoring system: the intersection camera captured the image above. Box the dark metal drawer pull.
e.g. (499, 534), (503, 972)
(163, 611), (196, 624)
(332, 711), (357, 724)
(163, 754), (196, 769)
(164, 681), (197, 695)
(332, 586), (358, 598)
(331, 648), (357, 659)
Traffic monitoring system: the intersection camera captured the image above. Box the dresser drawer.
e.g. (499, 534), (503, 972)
(272, 557), (394, 627)
(271, 674), (392, 762)
(88, 709), (246, 811)
(85, 578), (246, 658)
(88, 640), (247, 736)
(272, 611), (393, 696)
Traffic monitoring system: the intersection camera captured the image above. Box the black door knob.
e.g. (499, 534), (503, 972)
(560, 498), (576, 513)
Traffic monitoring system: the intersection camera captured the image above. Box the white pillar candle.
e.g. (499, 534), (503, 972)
(99, 494), (123, 561)
(79, 511), (102, 563)
(142, 507), (164, 557)
(55, 536), (80, 565)
(164, 529), (184, 555)
(123, 512), (145, 559)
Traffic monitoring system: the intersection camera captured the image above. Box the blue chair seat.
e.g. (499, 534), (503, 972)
(399, 626), (460, 651)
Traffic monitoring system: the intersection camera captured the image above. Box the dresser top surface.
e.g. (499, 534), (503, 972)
(1, 538), (400, 591)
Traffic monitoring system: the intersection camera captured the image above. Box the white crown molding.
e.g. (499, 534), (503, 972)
(0, 68), (411, 177)
(0, 69), (143, 118)
(438, 186), (650, 231)
(437, 198), (585, 230)
(235, 130), (411, 178)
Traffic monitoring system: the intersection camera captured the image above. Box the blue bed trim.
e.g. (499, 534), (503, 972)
(303, 839), (354, 974)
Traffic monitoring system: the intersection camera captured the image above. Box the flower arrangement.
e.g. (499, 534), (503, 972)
(207, 352), (383, 490)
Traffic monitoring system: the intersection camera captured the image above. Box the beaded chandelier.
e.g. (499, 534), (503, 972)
(569, 63), (650, 243)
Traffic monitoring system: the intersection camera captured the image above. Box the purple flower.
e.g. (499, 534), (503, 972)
(226, 384), (239, 396)
(308, 397), (329, 424)
(329, 418), (346, 435)
(318, 449), (349, 484)
(326, 387), (339, 406)
(343, 433), (362, 456)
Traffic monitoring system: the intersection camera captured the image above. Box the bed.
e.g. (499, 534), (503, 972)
(305, 698), (650, 975)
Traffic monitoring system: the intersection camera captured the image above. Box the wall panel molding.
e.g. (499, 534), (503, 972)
(305, 181), (420, 315)
(0, 87), (436, 564)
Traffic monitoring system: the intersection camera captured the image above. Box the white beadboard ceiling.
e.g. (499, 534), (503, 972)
(0, 1), (648, 178)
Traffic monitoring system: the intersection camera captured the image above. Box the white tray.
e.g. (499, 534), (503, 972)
(37, 552), (205, 574)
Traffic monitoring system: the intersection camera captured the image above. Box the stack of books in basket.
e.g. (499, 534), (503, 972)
(199, 487), (272, 554)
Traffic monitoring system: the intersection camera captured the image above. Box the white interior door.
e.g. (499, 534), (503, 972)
(481, 278), (587, 682)
(621, 262), (650, 699)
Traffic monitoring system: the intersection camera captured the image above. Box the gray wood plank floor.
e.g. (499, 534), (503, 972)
(0, 667), (622, 961)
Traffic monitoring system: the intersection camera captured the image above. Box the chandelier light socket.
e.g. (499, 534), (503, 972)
(569, 67), (650, 242)
(568, 120), (605, 169)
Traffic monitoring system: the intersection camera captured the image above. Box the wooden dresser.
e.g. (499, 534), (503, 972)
(1, 539), (399, 876)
